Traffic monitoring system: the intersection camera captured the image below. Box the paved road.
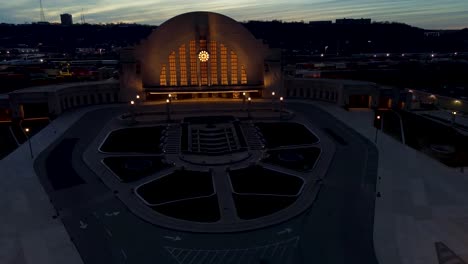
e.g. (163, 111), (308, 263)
(34, 102), (378, 264)
(289, 103), (378, 263)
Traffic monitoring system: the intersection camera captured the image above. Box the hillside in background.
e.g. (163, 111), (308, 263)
(0, 21), (466, 56)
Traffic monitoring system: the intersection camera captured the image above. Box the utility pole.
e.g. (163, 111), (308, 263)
(81, 8), (86, 24)
(39, 0), (46, 22)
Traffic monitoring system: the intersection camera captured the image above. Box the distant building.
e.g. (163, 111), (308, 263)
(424, 31), (440, 37)
(60, 13), (73, 26)
(336, 18), (371, 25)
(308, 20), (332, 25)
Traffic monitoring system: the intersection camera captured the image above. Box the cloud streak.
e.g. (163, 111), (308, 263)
(0, 0), (466, 29)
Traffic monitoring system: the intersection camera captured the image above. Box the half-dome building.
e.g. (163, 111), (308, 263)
(120, 11), (282, 101)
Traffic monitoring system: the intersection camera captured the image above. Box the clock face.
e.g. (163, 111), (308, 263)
(198, 50), (210, 62)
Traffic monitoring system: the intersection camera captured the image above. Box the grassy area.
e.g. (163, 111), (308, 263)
(229, 165), (303, 195)
(152, 195), (220, 222)
(136, 170), (214, 205)
(263, 147), (321, 172)
(102, 156), (172, 182)
(233, 194), (297, 220)
(100, 126), (164, 153)
(255, 122), (319, 148)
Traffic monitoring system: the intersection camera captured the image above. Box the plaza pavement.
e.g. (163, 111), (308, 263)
(1, 98), (468, 264)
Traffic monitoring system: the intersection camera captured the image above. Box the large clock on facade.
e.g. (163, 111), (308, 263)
(198, 50), (210, 62)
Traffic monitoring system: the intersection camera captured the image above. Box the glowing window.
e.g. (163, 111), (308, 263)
(169, 51), (177, 86)
(241, 65), (247, 84)
(220, 44), (228, 85)
(209, 40), (218, 85)
(160, 64), (167, 86)
(189, 40), (197, 85)
(199, 39), (208, 85)
(179, 44), (187, 86)
(230, 51), (238, 85)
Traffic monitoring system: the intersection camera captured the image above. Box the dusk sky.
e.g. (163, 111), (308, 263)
(1, 0), (467, 29)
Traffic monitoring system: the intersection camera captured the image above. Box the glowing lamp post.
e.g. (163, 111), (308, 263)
(451, 111), (457, 127)
(271, 91), (276, 111)
(242, 92), (246, 110)
(247, 97), (252, 119)
(24, 128), (33, 159)
(374, 114), (383, 143)
(166, 99), (171, 121)
(279, 97), (284, 119)
(129, 100), (136, 123)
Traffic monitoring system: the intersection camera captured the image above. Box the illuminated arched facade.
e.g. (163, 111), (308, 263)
(120, 11), (282, 101)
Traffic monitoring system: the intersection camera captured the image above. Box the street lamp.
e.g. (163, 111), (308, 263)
(271, 91), (276, 111)
(129, 100), (136, 123)
(242, 92), (246, 110)
(279, 97), (284, 119)
(374, 114), (383, 143)
(247, 97), (252, 119)
(24, 128), (33, 159)
(166, 99), (171, 121)
(451, 111), (457, 127)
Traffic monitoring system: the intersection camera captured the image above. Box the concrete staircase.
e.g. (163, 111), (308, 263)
(164, 124), (181, 154)
(241, 122), (264, 150)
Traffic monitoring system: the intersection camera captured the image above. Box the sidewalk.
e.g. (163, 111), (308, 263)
(0, 107), (106, 264)
(308, 100), (468, 264)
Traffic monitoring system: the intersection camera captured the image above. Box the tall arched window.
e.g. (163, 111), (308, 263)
(230, 51), (238, 85)
(199, 39), (208, 86)
(179, 44), (188, 86)
(241, 65), (247, 84)
(220, 44), (228, 85)
(160, 64), (167, 86)
(189, 40), (197, 85)
(210, 40), (218, 85)
(169, 52), (177, 86)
